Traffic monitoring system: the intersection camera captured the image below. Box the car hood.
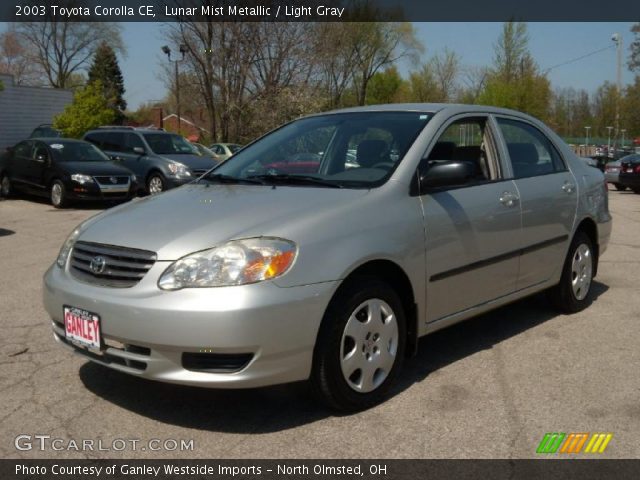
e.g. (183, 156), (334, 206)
(159, 154), (217, 170)
(77, 183), (369, 260)
(60, 161), (133, 176)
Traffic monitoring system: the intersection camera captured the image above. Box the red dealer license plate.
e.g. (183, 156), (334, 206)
(64, 306), (102, 350)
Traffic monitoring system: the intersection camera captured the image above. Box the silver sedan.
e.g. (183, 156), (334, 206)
(44, 104), (611, 411)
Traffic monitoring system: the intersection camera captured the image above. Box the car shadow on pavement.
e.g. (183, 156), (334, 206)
(79, 281), (608, 433)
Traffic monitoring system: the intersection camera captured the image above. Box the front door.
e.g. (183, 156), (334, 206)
(420, 115), (523, 322)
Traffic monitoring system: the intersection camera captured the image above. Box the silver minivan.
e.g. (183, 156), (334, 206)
(44, 104), (611, 410)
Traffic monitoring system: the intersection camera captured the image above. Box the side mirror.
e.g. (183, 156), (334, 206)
(419, 161), (479, 191)
(132, 147), (145, 155)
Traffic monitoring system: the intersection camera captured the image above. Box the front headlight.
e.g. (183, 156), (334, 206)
(71, 174), (94, 184)
(167, 162), (191, 176)
(56, 227), (82, 268)
(158, 238), (297, 290)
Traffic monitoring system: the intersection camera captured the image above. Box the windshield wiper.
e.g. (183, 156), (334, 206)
(247, 174), (343, 188)
(202, 173), (266, 185)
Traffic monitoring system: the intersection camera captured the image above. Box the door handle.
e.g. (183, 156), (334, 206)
(562, 182), (575, 194)
(499, 191), (519, 207)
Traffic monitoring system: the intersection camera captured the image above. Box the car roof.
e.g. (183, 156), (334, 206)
(32, 138), (88, 145)
(314, 103), (542, 123)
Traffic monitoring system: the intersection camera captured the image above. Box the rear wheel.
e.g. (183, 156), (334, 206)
(311, 277), (406, 411)
(0, 174), (11, 198)
(50, 180), (68, 208)
(548, 231), (595, 313)
(633, 187), (640, 194)
(614, 183), (626, 191)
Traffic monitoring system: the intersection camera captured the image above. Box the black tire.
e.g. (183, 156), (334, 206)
(548, 231), (595, 314)
(614, 183), (626, 191)
(50, 180), (68, 209)
(0, 174), (11, 198)
(146, 173), (166, 195)
(633, 188), (640, 194)
(311, 276), (406, 411)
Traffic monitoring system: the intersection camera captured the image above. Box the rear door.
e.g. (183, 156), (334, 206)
(494, 117), (577, 290)
(421, 115), (522, 321)
(9, 141), (34, 187)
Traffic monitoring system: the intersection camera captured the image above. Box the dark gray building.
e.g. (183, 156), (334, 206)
(0, 74), (73, 150)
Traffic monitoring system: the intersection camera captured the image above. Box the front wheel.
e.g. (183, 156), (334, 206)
(614, 183), (626, 191)
(50, 180), (68, 209)
(311, 277), (406, 411)
(146, 173), (166, 195)
(0, 174), (11, 198)
(548, 231), (595, 313)
(633, 188), (640, 194)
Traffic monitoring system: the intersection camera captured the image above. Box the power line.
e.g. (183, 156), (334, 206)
(542, 45), (615, 74)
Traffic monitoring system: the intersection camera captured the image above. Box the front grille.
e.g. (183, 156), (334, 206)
(70, 241), (157, 288)
(94, 176), (130, 185)
(182, 352), (253, 373)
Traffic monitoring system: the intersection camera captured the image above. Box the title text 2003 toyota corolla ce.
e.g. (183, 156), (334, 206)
(44, 104), (611, 411)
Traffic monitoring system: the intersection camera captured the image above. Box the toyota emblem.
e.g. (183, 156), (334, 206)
(89, 256), (107, 274)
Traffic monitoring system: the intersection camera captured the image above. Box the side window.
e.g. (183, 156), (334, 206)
(84, 133), (104, 148)
(33, 143), (49, 161)
(123, 133), (144, 153)
(13, 142), (32, 160)
(101, 132), (124, 152)
(496, 118), (565, 178)
(424, 117), (500, 182)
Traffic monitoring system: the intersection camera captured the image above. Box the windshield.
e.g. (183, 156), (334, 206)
(211, 112), (431, 188)
(49, 142), (110, 162)
(228, 144), (242, 153)
(143, 133), (197, 155)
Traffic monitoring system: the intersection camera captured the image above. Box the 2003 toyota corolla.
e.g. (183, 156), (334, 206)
(44, 104), (611, 410)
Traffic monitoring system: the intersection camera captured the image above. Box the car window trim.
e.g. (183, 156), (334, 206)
(414, 112), (504, 196)
(493, 114), (569, 177)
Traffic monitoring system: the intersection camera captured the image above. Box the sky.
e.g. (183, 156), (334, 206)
(0, 22), (633, 110)
(52, 22), (640, 110)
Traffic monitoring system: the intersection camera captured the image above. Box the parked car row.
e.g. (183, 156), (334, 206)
(0, 125), (243, 208)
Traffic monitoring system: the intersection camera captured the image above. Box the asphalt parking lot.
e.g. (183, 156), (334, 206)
(1, 189), (639, 459)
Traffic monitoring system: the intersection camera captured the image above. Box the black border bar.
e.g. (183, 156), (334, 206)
(3, 459), (640, 480)
(2, 0), (640, 22)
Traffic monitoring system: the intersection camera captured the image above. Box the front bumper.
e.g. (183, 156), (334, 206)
(44, 263), (338, 388)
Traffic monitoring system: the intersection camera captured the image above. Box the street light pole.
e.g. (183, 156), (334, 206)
(611, 33), (622, 149)
(161, 44), (187, 135)
(585, 126), (591, 155)
(606, 126), (613, 156)
(621, 129), (626, 148)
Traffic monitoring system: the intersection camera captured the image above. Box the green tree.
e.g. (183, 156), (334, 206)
(87, 42), (126, 123)
(629, 23), (640, 72)
(477, 22), (551, 120)
(622, 76), (640, 137)
(366, 66), (404, 104)
(53, 81), (116, 138)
